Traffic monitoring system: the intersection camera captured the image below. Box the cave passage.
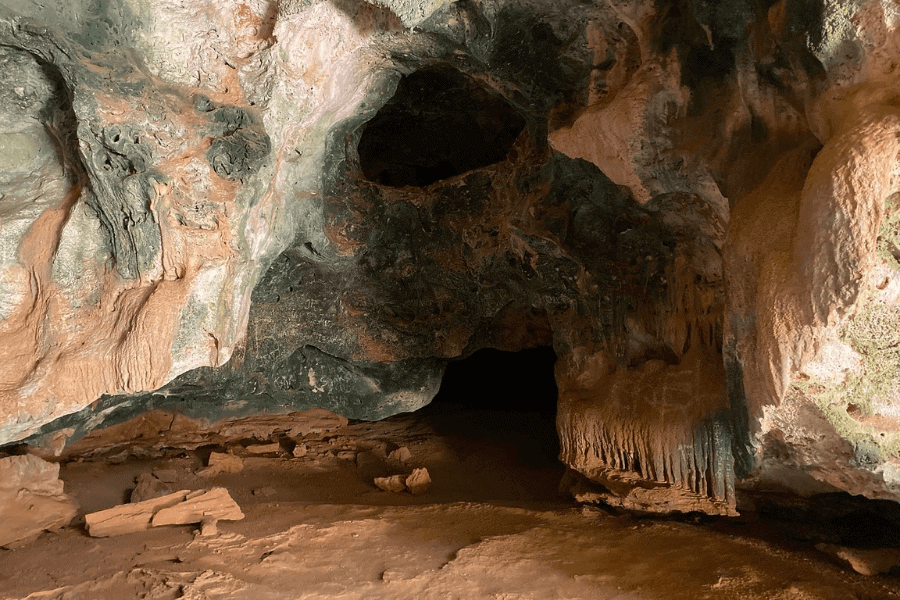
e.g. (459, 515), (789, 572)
(357, 66), (526, 188)
(419, 346), (561, 468)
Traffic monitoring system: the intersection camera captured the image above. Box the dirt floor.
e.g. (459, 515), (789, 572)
(1, 402), (899, 599)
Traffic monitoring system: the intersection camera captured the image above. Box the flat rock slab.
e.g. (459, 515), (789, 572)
(85, 488), (243, 537)
(0, 455), (79, 547)
(245, 442), (281, 454)
(85, 490), (191, 537)
(151, 487), (244, 526)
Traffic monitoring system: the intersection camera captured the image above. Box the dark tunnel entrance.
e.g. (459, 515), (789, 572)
(417, 346), (562, 472)
(357, 66), (526, 188)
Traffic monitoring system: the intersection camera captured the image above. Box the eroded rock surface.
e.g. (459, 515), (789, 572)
(1, 0), (900, 515)
(0, 454), (78, 547)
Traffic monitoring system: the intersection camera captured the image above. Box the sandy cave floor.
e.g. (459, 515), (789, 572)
(1, 403), (899, 600)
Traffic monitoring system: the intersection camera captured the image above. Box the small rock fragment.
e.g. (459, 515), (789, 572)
(245, 442), (281, 455)
(405, 468), (431, 495)
(374, 475), (407, 493)
(252, 487), (277, 497)
(152, 468), (178, 483)
(292, 443), (308, 458)
(85, 490), (190, 537)
(131, 473), (173, 504)
(817, 543), (900, 576)
(336, 450), (357, 461)
(152, 487), (244, 527)
(388, 446), (412, 463)
(196, 452), (243, 477)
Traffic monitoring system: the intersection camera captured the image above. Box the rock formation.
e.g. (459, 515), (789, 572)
(1, 0), (899, 515)
(0, 454), (78, 547)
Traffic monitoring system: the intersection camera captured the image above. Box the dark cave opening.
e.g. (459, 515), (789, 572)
(418, 346), (562, 469)
(357, 66), (526, 188)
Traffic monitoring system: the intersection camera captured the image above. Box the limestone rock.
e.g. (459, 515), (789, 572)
(151, 488), (244, 527)
(375, 475), (407, 493)
(0, 455), (79, 547)
(287, 409), (349, 438)
(2, 0), (900, 517)
(405, 468), (432, 495)
(817, 544), (900, 576)
(197, 452), (244, 478)
(130, 473), (173, 504)
(85, 490), (191, 537)
(292, 444), (308, 458)
(152, 468), (178, 483)
(199, 519), (218, 537)
(245, 443), (281, 455)
(389, 446), (412, 463)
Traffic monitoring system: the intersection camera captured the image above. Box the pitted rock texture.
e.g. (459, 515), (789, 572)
(1, 0), (900, 515)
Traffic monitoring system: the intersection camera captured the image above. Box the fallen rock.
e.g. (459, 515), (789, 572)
(405, 468), (431, 495)
(388, 446), (412, 463)
(252, 487), (277, 497)
(817, 543), (900, 576)
(152, 468), (179, 483)
(245, 442), (281, 454)
(336, 450), (357, 461)
(288, 408), (349, 437)
(374, 475), (407, 493)
(196, 452), (244, 478)
(131, 473), (173, 503)
(0, 455), (79, 547)
(85, 487), (244, 537)
(292, 443), (308, 458)
(85, 490), (190, 537)
(151, 487), (245, 526)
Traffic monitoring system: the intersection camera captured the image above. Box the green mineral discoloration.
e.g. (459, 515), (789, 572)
(0, 132), (42, 172)
(789, 194), (900, 464)
(0, 0), (141, 50)
(367, 0), (451, 27)
(796, 299), (900, 461)
(877, 194), (900, 269)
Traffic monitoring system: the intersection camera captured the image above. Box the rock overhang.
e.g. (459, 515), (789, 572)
(0, 0), (898, 516)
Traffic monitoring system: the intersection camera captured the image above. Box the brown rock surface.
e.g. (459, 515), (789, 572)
(375, 475), (407, 493)
(130, 472), (173, 504)
(244, 442), (282, 455)
(0, 455), (78, 547)
(84, 490), (191, 537)
(817, 543), (900, 576)
(196, 452), (244, 478)
(3, 406), (899, 599)
(151, 487), (244, 527)
(405, 468), (432, 495)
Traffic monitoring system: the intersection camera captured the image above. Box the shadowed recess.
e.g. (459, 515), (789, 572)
(357, 66), (526, 188)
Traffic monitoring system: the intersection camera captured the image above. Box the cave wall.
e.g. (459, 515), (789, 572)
(1, 0), (899, 514)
